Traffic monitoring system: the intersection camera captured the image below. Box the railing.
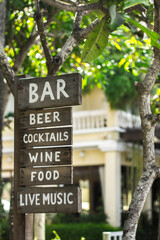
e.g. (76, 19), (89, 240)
(73, 109), (107, 130)
(117, 110), (141, 128)
(102, 231), (123, 240)
(73, 109), (141, 131)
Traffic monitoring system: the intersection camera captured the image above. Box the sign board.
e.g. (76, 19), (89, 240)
(17, 186), (81, 213)
(20, 166), (73, 186)
(20, 107), (72, 129)
(20, 147), (72, 167)
(20, 127), (72, 148)
(14, 74), (82, 218)
(18, 73), (82, 110)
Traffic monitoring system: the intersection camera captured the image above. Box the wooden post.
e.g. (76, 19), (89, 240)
(25, 214), (34, 240)
(13, 76), (25, 240)
(13, 74), (82, 240)
(13, 76), (34, 240)
(34, 214), (45, 240)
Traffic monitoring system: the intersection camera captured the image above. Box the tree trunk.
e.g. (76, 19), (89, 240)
(0, 0), (6, 202)
(123, 1), (160, 238)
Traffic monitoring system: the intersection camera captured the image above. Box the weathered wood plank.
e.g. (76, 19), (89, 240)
(20, 147), (72, 167)
(20, 166), (73, 186)
(20, 107), (72, 129)
(14, 76), (25, 240)
(18, 73), (82, 110)
(17, 186), (82, 213)
(20, 127), (72, 148)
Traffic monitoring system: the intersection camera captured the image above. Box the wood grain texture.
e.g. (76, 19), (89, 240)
(18, 73), (82, 110)
(20, 147), (72, 167)
(20, 107), (72, 129)
(17, 186), (82, 213)
(20, 127), (72, 148)
(20, 166), (73, 186)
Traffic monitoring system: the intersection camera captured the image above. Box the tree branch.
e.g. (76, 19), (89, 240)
(13, 33), (39, 74)
(34, 8), (53, 75)
(41, 0), (100, 12)
(49, 18), (100, 75)
(0, 44), (15, 95)
(74, 11), (83, 29)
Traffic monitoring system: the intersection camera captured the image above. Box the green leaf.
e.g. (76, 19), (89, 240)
(109, 5), (117, 25)
(125, 17), (160, 49)
(89, 0), (105, 19)
(124, 0), (150, 10)
(81, 18), (109, 62)
(104, 5), (125, 32)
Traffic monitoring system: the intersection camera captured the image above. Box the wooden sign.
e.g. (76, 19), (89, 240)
(20, 166), (73, 186)
(20, 147), (72, 167)
(17, 186), (82, 213)
(18, 73), (82, 110)
(20, 127), (72, 148)
(20, 107), (72, 129)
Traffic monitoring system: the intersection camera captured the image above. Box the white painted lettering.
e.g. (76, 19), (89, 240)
(63, 131), (69, 141)
(23, 134), (28, 143)
(45, 152), (52, 162)
(43, 193), (50, 205)
(31, 171), (37, 181)
(28, 194), (35, 205)
(57, 192), (63, 205)
(40, 152), (43, 162)
(45, 112), (51, 123)
(46, 171), (52, 180)
(64, 192), (66, 205)
(39, 133), (44, 142)
(49, 132), (56, 141)
(38, 171), (44, 181)
(37, 113), (43, 124)
(20, 194), (24, 206)
(50, 193), (56, 204)
(28, 134), (33, 143)
(53, 112), (60, 122)
(57, 79), (69, 99)
(30, 114), (36, 125)
(40, 81), (55, 102)
(55, 151), (61, 162)
(33, 133), (38, 143)
(53, 170), (59, 180)
(67, 192), (73, 204)
(35, 194), (40, 206)
(29, 83), (39, 103)
(29, 152), (38, 163)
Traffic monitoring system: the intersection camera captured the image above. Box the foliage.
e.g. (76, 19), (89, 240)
(80, 25), (152, 110)
(123, 0), (150, 10)
(46, 223), (121, 240)
(81, 0), (158, 63)
(4, 0), (155, 111)
(47, 207), (107, 224)
(151, 83), (160, 115)
(51, 230), (61, 240)
(0, 215), (9, 240)
(136, 211), (158, 240)
(81, 18), (109, 62)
